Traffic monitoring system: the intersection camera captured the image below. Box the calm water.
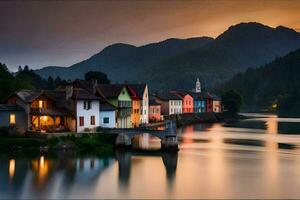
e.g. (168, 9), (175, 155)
(2, 113), (300, 199)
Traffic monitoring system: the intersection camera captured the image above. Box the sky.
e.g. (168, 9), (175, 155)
(1, 0), (300, 71)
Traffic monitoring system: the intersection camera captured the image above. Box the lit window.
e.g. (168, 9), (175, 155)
(10, 114), (16, 125)
(38, 100), (45, 108)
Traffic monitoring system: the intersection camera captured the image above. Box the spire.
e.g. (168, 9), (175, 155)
(195, 78), (201, 93)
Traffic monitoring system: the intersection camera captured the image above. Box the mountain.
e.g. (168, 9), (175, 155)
(35, 22), (300, 90)
(146, 22), (300, 90)
(35, 37), (214, 82)
(217, 48), (300, 110)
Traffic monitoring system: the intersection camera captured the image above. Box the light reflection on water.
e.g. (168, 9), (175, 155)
(1, 113), (300, 199)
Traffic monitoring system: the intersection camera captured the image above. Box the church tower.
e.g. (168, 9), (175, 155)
(195, 78), (201, 93)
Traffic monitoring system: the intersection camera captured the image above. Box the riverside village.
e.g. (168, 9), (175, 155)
(0, 78), (221, 150)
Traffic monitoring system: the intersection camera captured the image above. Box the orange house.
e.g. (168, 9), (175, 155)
(172, 91), (194, 113)
(127, 85), (141, 127)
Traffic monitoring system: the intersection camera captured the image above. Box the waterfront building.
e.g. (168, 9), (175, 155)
(149, 99), (162, 122)
(127, 84), (148, 127)
(99, 102), (116, 128)
(96, 84), (132, 128)
(5, 86), (101, 133)
(155, 91), (182, 116)
(0, 104), (27, 133)
(171, 91), (194, 113)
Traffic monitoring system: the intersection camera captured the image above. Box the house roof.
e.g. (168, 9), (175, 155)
(0, 104), (24, 111)
(149, 99), (160, 106)
(100, 102), (117, 111)
(96, 84), (125, 99)
(14, 90), (55, 103)
(208, 93), (221, 101)
(188, 91), (207, 100)
(127, 84), (146, 98)
(72, 88), (101, 100)
(155, 91), (182, 101)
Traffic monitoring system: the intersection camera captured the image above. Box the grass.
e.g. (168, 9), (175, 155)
(0, 132), (117, 154)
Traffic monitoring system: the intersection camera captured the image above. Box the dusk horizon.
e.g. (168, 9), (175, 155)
(1, 0), (300, 71)
(1, 1), (300, 199)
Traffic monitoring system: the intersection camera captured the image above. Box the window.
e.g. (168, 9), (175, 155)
(84, 101), (92, 110)
(91, 116), (95, 125)
(79, 116), (84, 126)
(10, 114), (16, 125)
(103, 117), (109, 124)
(38, 100), (43, 108)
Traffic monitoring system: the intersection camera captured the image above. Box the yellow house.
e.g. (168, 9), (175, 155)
(127, 85), (141, 128)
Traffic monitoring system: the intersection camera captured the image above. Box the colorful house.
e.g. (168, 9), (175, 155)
(205, 93), (214, 113)
(149, 99), (162, 122)
(155, 91), (182, 116)
(171, 91), (194, 113)
(126, 85), (141, 127)
(96, 84), (132, 128)
(189, 92), (206, 113)
(5, 87), (101, 133)
(99, 102), (116, 128)
(210, 94), (222, 113)
(128, 84), (149, 125)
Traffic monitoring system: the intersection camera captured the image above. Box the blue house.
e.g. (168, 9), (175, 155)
(189, 92), (206, 113)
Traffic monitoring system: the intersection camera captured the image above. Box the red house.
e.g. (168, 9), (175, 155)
(206, 93), (214, 113)
(171, 91), (194, 113)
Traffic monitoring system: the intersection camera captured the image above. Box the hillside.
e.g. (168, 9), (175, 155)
(146, 23), (300, 90)
(35, 22), (300, 90)
(218, 48), (300, 109)
(35, 37), (213, 82)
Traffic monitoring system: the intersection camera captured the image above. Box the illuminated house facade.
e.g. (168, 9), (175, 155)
(0, 104), (27, 133)
(127, 85), (142, 127)
(5, 87), (101, 133)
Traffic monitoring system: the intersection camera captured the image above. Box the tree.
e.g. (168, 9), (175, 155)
(84, 71), (110, 84)
(221, 90), (243, 115)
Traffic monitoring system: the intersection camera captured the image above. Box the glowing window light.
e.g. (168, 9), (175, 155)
(39, 100), (43, 108)
(10, 114), (16, 125)
(9, 159), (15, 179)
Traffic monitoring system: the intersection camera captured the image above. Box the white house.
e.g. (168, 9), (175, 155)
(155, 91), (182, 116)
(72, 88), (101, 132)
(99, 102), (116, 128)
(141, 84), (149, 124)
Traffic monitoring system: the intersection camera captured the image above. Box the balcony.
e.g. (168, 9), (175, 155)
(30, 107), (68, 116)
(118, 101), (132, 108)
(30, 108), (52, 115)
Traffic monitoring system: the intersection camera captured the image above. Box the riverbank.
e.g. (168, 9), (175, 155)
(0, 130), (116, 154)
(167, 112), (247, 127)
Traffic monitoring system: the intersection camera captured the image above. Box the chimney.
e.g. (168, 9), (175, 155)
(92, 79), (98, 94)
(66, 84), (73, 100)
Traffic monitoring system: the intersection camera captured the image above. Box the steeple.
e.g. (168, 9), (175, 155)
(195, 78), (201, 93)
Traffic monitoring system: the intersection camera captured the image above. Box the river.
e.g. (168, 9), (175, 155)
(1, 113), (300, 199)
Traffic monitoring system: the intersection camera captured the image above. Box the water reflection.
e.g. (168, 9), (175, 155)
(2, 114), (300, 198)
(115, 149), (178, 189)
(9, 159), (15, 179)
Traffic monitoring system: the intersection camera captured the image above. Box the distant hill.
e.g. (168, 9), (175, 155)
(35, 37), (213, 82)
(35, 22), (300, 90)
(217, 48), (300, 109)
